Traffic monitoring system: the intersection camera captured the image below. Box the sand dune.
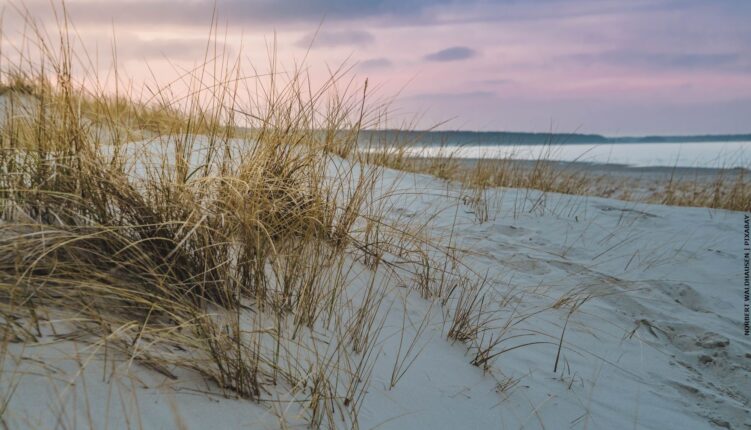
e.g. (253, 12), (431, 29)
(2, 151), (747, 429)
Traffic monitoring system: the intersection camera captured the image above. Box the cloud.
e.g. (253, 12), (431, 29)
(17, 0), (673, 31)
(480, 79), (514, 85)
(19, 0), (458, 27)
(118, 37), (229, 61)
(424, 46), (477, 62)
(564, 50), (747, 72)
(359, 58), (393, 70)
(407, 90), (495, 100)
(10, 0), (751, 135)
(296, 30), (374, 48)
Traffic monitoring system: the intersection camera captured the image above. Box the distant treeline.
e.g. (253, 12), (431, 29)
(357, 130), (751, 145)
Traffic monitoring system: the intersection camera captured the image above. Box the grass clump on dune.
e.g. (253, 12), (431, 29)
(386, 154), (750, 212)
(0, 7), (441, 428)
(4, 4), (713, 429)
(365, 132), (750, 212)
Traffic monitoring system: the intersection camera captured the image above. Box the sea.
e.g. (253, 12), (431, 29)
(402, 141), (751, 168)
(362, 131), (751, 169)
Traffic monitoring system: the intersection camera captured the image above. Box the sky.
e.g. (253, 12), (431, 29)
(3, 0), (751, 135)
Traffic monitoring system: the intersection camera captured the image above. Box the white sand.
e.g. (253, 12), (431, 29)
(1, 143), (748, 429)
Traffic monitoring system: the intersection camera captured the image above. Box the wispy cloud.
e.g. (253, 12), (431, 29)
(296, 30), (375, 48)
(479, 79), (514, 85)
(116, 35), (230, 61)
(19, 0), (455, 27)
(424, 46), (477, 62)
(408, 90), (495, 100)
(564, 50), (747, 71)
(359, 58), (393, 70)
(9, 0), (751, 133)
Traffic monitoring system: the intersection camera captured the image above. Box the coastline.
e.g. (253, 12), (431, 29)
(439, 157), (750, 181)
(396, 156), (750, 211)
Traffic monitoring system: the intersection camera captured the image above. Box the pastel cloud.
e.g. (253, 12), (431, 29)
(13, 0), (456, 27)
(296, 30), (375, 48)
(5, 0), (751, 134)
(424, 46), (477, 62)
(359, 58), (393, 70)
(563, 50), (748, 72)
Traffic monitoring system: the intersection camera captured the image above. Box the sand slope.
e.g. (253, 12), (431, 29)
(2, 153), (748, 429)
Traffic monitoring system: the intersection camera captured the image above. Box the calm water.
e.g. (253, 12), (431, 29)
(398, 141), (751, 168)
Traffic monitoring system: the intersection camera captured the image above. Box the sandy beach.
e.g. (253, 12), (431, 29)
(2, 143), (749, 428)
(399, 156), (750, 209)
(449, 157), (750, 181)
(1, 2), (749, 429)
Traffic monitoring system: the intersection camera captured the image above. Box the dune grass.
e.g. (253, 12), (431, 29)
(0, 8), (407, 429)
(0, 4), (536, 428)
(3, 3), (739, 429)
(367, 140), (751, 212)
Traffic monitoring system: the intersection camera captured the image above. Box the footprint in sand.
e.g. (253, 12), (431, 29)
(695, 332), (730, 349)
(498, 254), (553, 276)
(496, 224), (527, 237)
(655, 281), (709, 313)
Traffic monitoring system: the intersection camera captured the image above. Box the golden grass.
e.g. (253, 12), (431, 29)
(3, 3), (736, 428)
(0, 4), (530, 428)
(0, 6), (443, 428)
(382, 154), (750, 212)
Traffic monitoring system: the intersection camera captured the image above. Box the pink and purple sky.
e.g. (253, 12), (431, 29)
(5, 0), (751, 135)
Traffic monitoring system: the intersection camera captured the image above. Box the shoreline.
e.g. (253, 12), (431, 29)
(395, 156), (749, 211)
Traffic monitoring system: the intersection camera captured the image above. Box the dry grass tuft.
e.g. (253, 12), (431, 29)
(368, 144), (751, 212)
(0, 5), (469, 428)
